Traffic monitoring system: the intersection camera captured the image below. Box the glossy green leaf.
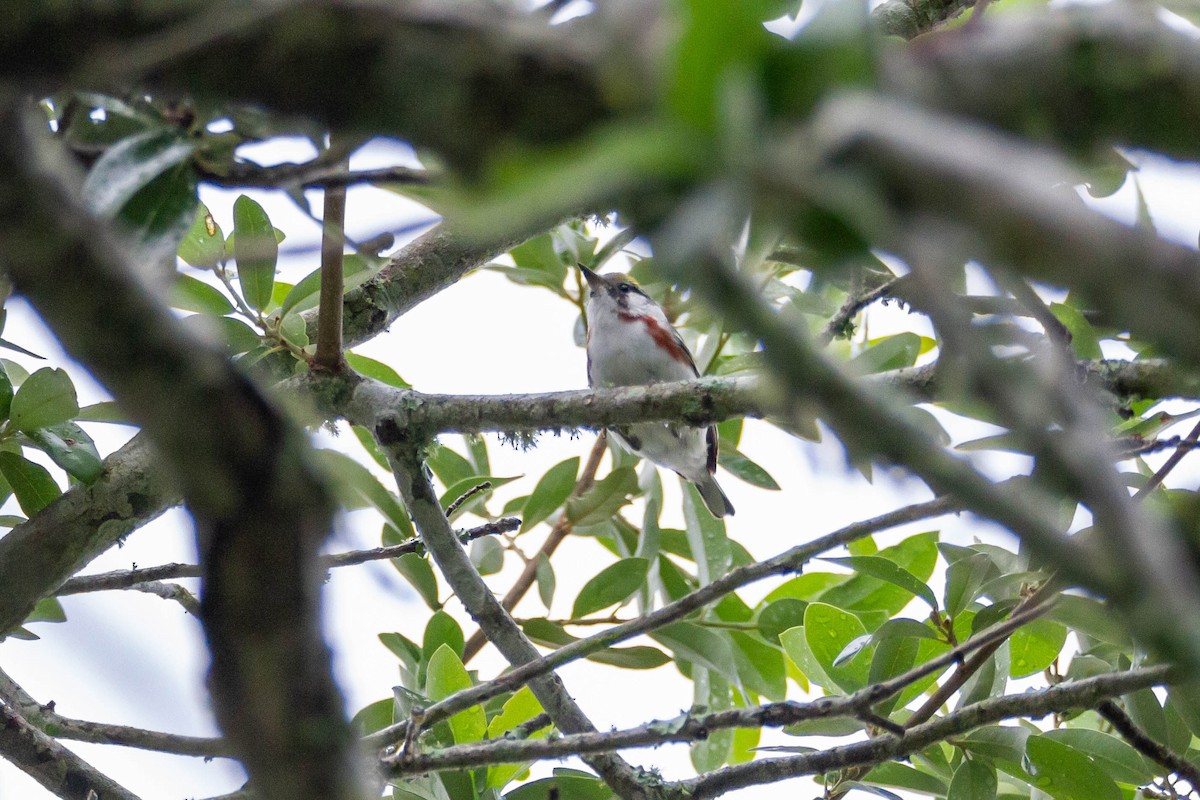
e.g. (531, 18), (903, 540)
(118, 158), (198, 255)
(426, 644), (487, 746)
(731, 630), (786, 702)
(682, 481), (731, 584)
(820, 532), (938, 617)
(825, 555), (938, 612)
(486, 686), (548, 789)
(1008, 618), (1067, 678)
(0, 452), (61, 516)
(177, 204), (226, 268)
(170, 274), (234, 315)
(948, 759), (997, 800)
(867, 634), (918, 715)
(691, 671), (734, 773)
(716, 445), (780, 490)
(571, 557), (649, 618)
(394, 553), (439, 609)
(779, 626), (832, 690)
(346, 352), (410, 389)
(1024, 734), (1121, 800)
(503, 769), (613, 800)
(10, 368), (79, 432)
(958, 725), (1030, 765)
(232, 194), (278, 310)
(588, 645), (672, 670)
(803, 602), (871, 691)
(758, 598), (809, 643)
(26, 422), (103, 484)
(521, 456), (579, 533)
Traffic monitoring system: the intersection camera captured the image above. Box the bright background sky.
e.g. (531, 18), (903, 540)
(4, 7), (1200, 800)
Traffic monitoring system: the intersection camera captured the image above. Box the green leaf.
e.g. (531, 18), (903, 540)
(438, 475), (517, 521)
(948, 759), (996, 800)
(10, 368), (79, 432)
(178, 204), (226, 268)
(944, 553), (996, 619)
(587, 645), (672, 670)
(423, 610), (465, 662)
(849, 333), (927, 374)
(820, 531), (938, 617)
(566, 466), (639, 526)
(0, 362), (13, 420)
(427, 444), (476, 488)
(863, 763), (947, 796)
(426, 644), (487, 746)
(351, 698), (394, 737)
(170, 274), (234, 315)
(486, 686), (549, 790)
(25, 596), (66, 624)
(82, 129), (196, 218)
(279, 255), (375, 317)
(394, 553), (439, 609)
(26, 422), (103, 484)
(691, 672), (734, 773)
(731, 630), (786, 702)
(470, 536), (504, 575)
(668, 0), (770, 130)
(682, 481), (731, 584)
(1024, 735), (1121, 800)
(314, 449), (414, 539)
(825, 555), (938, 612)
(535, 553), (555, 610)
(232, 195), (278, 311)
(867, 634), (918, 715)
(1050, 302), (1103, 361)
(717, 444), (780, 490)
(116, 158), (198, 256)
(1008, 618), (1067, 678)
(0, 452), (61, 516)
(757, 598), (809, 643)
(804, 602), (871, 691)
(650, 621), (737, 680)
(73, 401), (126, 424)
(503, 769), (614, 800)
(1041, 729), (1155, 785)
(571, 558), (650, 618)
(345, 352), (410, 388)
(521, 457), (579, 533)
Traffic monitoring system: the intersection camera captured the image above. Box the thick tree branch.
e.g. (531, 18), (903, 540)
(0, 701), (144, 800)
(0, 106), (362, 800)
(377, 424), (656, 799)
(0, 433), (180, 635)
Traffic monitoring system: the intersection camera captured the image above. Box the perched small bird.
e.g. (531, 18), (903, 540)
(580, 264), (734, 518)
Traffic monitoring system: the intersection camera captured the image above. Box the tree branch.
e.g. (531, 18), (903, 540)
(0, 104), (362, 800)
(1097, 698), (1200, 788)
(314, 154), (349, 371)
(0, 666), (230, 759)
(364, 495), (957, 748)
(377, 423), (658, 800)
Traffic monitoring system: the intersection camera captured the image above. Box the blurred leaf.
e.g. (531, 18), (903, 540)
(0, 452), (60, 515)
(232, 195), (278, 310)
(26, 422), (103, 484)
(314, 449), (414, 539)
(280, 256), (375, 317)
(503, 769), (613, 800)
(944, 553), (996, 619)
(650, 621), (737, 680)
(351, 698), (393, 738)
(82, 128), (196, 218)
(426, 644), (487, 747)
(0, 363), (13, 421)
(10, 368), (79, 432)
(848, 332), (927, 374)
(571, 558), (649, 618)
(438, 475), (517, 521)
(1050, 303), (1102, 361)
(682, 481), (732, 583)
(521, 456), (579, 533)
(668, 0), (770, 130)
(394, 553), (439, 609)
(177, 204), (226, 268)
(24, 596), (66, 624)
(536, 553), (555, 610)
(352, 425), (391, 470)
(427, 444), (476, 488)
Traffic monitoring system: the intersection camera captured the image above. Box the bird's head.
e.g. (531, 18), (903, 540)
(578, 263), (656, 317)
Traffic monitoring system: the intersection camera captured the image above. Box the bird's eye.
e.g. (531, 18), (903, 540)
(619, 283), (633, 293)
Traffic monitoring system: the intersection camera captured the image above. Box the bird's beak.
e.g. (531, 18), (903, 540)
(577, 263), (602, 290)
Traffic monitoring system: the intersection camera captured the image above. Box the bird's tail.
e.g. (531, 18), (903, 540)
(694, 474), (735, 518)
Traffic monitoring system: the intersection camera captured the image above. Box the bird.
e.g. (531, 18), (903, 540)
(579, 263), (734, 518)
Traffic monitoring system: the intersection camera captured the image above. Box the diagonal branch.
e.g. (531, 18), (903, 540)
(376, 422), (658, 800)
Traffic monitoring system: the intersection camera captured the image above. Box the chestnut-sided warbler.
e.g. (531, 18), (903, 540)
(580, 264), (735, 518)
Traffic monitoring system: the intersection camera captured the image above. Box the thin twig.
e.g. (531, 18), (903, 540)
(1134, 419), (1200, 499)
(57, 519), (518, 595)
(1098, 699), (1200, 788)
(314, 153), (349, 371)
